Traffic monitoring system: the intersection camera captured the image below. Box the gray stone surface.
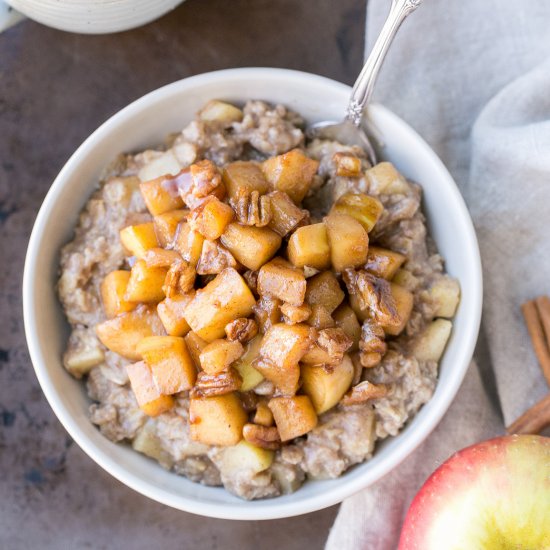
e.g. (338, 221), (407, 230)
(0, 1), (365, 548)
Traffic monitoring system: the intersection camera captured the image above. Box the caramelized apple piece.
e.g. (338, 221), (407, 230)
(233, 335), (264, 391)
(124, 260), (168, 303)
(301, 355), (354, 414)
(196, 240), (239, 275)
(184, 268), (256, 341)
(222, 161), (270, 200)
(330, 192), (384, 233)
(137, 335), (196, 394)
(153, 209), (188, 247)
(137, 150), (181, 183)
(198, 100), (243, 124)
(220, 223), (281, 271)
(333, 304), (361, 351)
(253, 296), (282, 333)
(333, 152), (362, 177)
(157, 293), (194, 336)
(268, 395), (318, 441)
(287, 223), (330, 270)
(142, 248), (182, 268)
(174, 222), (204, 266)
(413, 319), (452, 362)
(365, 162), (409, 195)
(392, 268), (419, 292)
(100, 270), (135, 318)
(140, 175), (184, 216)
(262, 149), (319, 204)
(382, 283), (414, 336)
(307, 304), (336, 329)
(324, 213), (369, 272)
(305, 271), (345, 313)
(267, 190), (308, 236)
(257, 257), (306, 307)
(199, 339), (244, 375)
(280, 303), (312, 324)
(189, 393), (247, 446)
(188, 195), (234, 240)
(96, 305), (165, 360)
(126, 361), (174, 417)
(218, 440), (274, 475)
(120, 222), (159, 259)
(254, 401), (274, 427)
(184, 331), (208, 369)
(427, 276), (460, 318)
(365, 246), (406, 280)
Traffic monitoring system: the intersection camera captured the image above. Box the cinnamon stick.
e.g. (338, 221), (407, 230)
(506, 393), (550, 435)
(521, 300), (550, 386)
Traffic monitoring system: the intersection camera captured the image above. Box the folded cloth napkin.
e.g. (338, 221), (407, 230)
(326, 1), (550, 548)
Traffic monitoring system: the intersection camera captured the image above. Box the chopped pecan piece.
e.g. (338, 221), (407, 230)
(231, 189), (272, 227)
(242, 423), (281, 450)
(191, 367), (242, 398)
(281, 303), (312, 324)
(240, 391), (259, 412)
(196, 240), (238, 275)
(143, 248), (182, 268)
(343, 269), (399, 326)
(317, 327), (353, 362)
(225, 318), (258, 344)
(163, 260), (196, 297)
(243, 270), (259, 295)
(350, 353), (363, 385)
(341, 380), (388, 405)
(359, 320), (386, 367)
(359, 352), (383, 368)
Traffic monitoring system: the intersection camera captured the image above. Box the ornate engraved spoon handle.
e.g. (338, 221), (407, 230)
(346, 0), (423, 125)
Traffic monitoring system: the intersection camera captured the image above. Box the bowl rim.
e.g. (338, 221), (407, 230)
(23, 67), (482, 520)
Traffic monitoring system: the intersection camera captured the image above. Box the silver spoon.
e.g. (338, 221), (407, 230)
(307, 0), (423, 165)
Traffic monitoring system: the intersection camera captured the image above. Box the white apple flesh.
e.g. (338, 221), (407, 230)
(399, 435), (550, 549)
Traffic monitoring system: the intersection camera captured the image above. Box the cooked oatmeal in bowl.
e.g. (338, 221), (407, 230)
(57, 98), (460, 500)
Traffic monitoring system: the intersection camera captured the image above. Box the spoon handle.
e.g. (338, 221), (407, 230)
(346, 0), (423, 125)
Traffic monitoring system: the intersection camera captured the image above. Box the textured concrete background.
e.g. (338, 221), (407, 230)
(0, 1), (365, 548)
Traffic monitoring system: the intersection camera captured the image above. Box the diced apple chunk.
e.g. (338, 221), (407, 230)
(365, 161), (410, 195)
(392, 268), (419, 291)
(137, 335), (196, 394)
(324, 213), (369, 273)
(307, 304), (336, 329)
(100, 270), (135, 318)
(233, 336), (264, 391)
(428, 276), (461, 318)
(154, 209), (188, 247)
(184, 331), (208, 369)
(257, 257), (306, 306)
(414, 319), (453, 362)
(253, 296), (282, 334)
(126, 361), (174, 417)
(301, 355), (354, 413)
(188, 195), (234, 240)
(262, 149), (319, 204)
(366, 246), (406, 280)
(184, 268), (256, 341)
(254, 401), (274, 427)
(199, 339), (244, 375)
(221, 223), (282, 271)
(140, 176), (184, 216)
(333, 152), (362, 177)
(120, 222), (159, 259)
(330, 192), (383, 233)
(333, 304), (361, 351)
(305, 271), (345, 313)
(287, 223), (330, 270)
(124, 260), (167, 303)
(157, 293), (194, 336)
(189, 393), (247, 446)
(198, 100), (244, 124)
(174, 222), (204, 266)
(219, 440), (273, 475)
(96, 306), (165, 360)
(268, 396), (318, 441)
(222, 161), (270, 200)
(267, 190), (308, 236)
(137, 150), (181, 183)
(382, 283), (414, 336)
(132, 420), (174, 468)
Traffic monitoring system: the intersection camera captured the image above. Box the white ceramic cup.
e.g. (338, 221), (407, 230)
(5, 0), (184, 34)
(23, 68), (482, 520)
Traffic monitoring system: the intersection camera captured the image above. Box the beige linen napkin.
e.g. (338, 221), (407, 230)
(326, 1), (550, 548)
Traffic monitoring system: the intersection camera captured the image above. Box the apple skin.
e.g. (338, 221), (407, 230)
(398, 435), (550, 550)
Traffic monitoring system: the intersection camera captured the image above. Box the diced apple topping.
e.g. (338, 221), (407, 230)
(267, 190), (308, 236)
(365, 161), (409, 195)
(305, 271), (345, 313)
(268, 396), (318, 441)
(199, 339), (244, 375)
(287, 223), (330, 270)
(222, 161), (270, 200)
(330, 192), (384, 233)
(324, 213), (369, 273)
(153, 209), (188, 247)
(140, 175), (184, 216)
(100, 270), (135, 318)
(218, 440), (274, 475)
(233, 335), (264, 391)
(157, 293), (194, 336)
(198, 100), (243, 125)
(120, 222), (159, 259)
(413, 319), (453, 362)
(258, 257), (306, 307)
(427, 276), (460, 318)
(365, 246), (406, 280)
(333, 152), (362, 177)
(125, 260), (168, 303)
(174, 222), (204, 266)
(188, 195), (234, 240)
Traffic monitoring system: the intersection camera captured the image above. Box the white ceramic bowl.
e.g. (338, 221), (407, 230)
(23, 68), (482, 520)
(6, 0), (184, 34)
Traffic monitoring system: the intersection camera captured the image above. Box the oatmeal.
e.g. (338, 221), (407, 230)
(58, 100), (460, 500)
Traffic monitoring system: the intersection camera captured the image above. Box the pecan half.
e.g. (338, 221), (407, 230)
(196, 240), (238, 275)
(163, 260), (196, 297)
(341, 380), (388, 405)
(343, 269), (399, 326)
(242, 423), (281, 450)
(225, 318), (258, 343)
(191, 367), (242, 398)
(231, 189), (272, 227)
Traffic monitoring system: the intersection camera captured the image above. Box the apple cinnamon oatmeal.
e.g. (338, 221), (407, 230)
(58, 100), (460, 499)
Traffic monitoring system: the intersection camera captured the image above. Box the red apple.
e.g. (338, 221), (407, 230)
(399, 435), (550, 549)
